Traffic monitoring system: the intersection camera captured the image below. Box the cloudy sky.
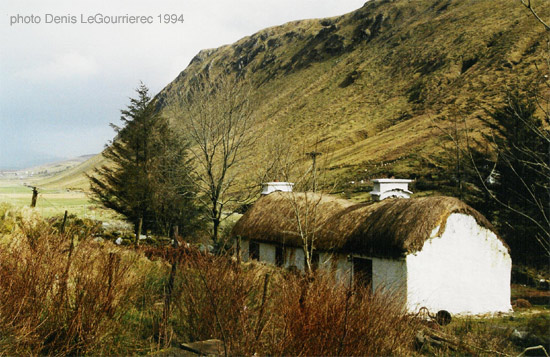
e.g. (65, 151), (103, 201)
(0, 0), (366, 169)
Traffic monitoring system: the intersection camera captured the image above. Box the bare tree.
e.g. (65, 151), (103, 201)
(275, 144), (336, 274)
(433, 91), (549, 261)
(520, 0), (550, 31)
(288, 192), (323, 274)
(430, 112), (470, 200)
(478, 1), (550, 259)
(174, 73), (259, 245)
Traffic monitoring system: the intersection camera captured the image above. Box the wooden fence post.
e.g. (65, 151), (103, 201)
(30, 187), (38, 207)
(236, 236), (241, 265)
(161, 226), (179, 347)
(135, 217), (143, 247)
(60, 210), (68, 233)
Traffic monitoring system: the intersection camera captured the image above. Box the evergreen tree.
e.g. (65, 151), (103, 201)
(89, 83), (201, 237)
(480, 90), (549, 264)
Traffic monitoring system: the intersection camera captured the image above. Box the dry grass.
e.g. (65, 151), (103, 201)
(172, 252), (419, 356)
(1, 207), (420, 355)
(0, 206), (161, 355)
(265, 273), (418, 356)
(0, 204), (527, 356)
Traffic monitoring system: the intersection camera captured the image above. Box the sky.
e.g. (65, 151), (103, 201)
(0, 0), (367, 170)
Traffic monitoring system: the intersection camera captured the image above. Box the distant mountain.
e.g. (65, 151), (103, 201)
(43, 0), (549, 191)
(34, 154), (103, 189)
(0, 147), (66, 171)
(0, 155), (98, 187)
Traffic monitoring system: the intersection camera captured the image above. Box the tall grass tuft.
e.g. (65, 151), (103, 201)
(0, 208), (420, 355)
(173, 252), (419, 356)
(0, 210), (145, 355)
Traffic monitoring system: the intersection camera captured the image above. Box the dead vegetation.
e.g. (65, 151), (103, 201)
(0, 204), (544, 356)
(0, 208), (145, 355)
(172, 254), (419, 356)
(0, 205), (420, 355)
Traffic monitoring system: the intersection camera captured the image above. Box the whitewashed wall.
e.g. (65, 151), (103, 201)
(284, 246), (305, 270)
(242, 241), (304, 269)
(317, 252), (350, 284)
(406, 213), (512, 315)
(241, 239), (249, 261)
(334, 254), (353, 286)
(372, 257), (407, 305)
(259, 242), (276, 265)
(319, 252), (332, 270)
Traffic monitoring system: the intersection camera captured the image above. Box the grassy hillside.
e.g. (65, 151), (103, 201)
(0, 155), (118, 219)
(21, 155), (94, 176)
(42, 0), (548, 193)
(35, 153), (104, 190)
(157, 0), (548, 185)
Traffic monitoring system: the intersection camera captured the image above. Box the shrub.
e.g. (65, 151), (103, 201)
(48, 212), (103, 238)
(173, 253), (262, 355)
(265, 273), (417, 356)
(0, 212), (148, 355)
(0, 203), (25, 235)
(172, 252), (419, 355)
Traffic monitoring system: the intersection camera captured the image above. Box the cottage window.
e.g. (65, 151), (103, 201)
(304, 250), (320, 271)
(353, 257), (372, 287)
(312, 251), (319, 270)
(275, 246), (285, 267)
(249, 241), (260, 260)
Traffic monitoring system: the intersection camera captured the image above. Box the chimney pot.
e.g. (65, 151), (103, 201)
(370, 178), (413, 201)
(261, 182), (294, 195)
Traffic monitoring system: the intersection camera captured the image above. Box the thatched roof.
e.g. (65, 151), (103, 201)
(231, 192), (507, 258)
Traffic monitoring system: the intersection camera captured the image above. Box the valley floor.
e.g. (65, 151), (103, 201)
(0, 178), (118, 221)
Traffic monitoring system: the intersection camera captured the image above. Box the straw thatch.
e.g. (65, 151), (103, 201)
(232, 192), (507, 258)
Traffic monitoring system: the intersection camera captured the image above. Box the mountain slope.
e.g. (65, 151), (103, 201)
(35, 154), (104, 190)
(156, 0), (548, 184)
(46, 0), (549, 192)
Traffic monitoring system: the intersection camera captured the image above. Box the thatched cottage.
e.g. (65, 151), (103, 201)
(232, 187), (512, 315)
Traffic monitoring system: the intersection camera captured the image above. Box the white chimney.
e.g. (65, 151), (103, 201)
(370, 178), (413, 201)
(261, 182), (294, 195)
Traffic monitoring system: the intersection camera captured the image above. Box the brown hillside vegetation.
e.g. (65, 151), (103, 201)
(36, 153), (104, 190)
(156, 0), (548, 183)
(43, 0), (549, 191)
(0, 205), (421, 355)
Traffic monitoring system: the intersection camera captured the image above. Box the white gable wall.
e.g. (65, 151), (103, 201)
(406, 213), (512, 315)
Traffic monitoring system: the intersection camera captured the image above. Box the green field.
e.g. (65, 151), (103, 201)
(0, 180), (118, 221)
